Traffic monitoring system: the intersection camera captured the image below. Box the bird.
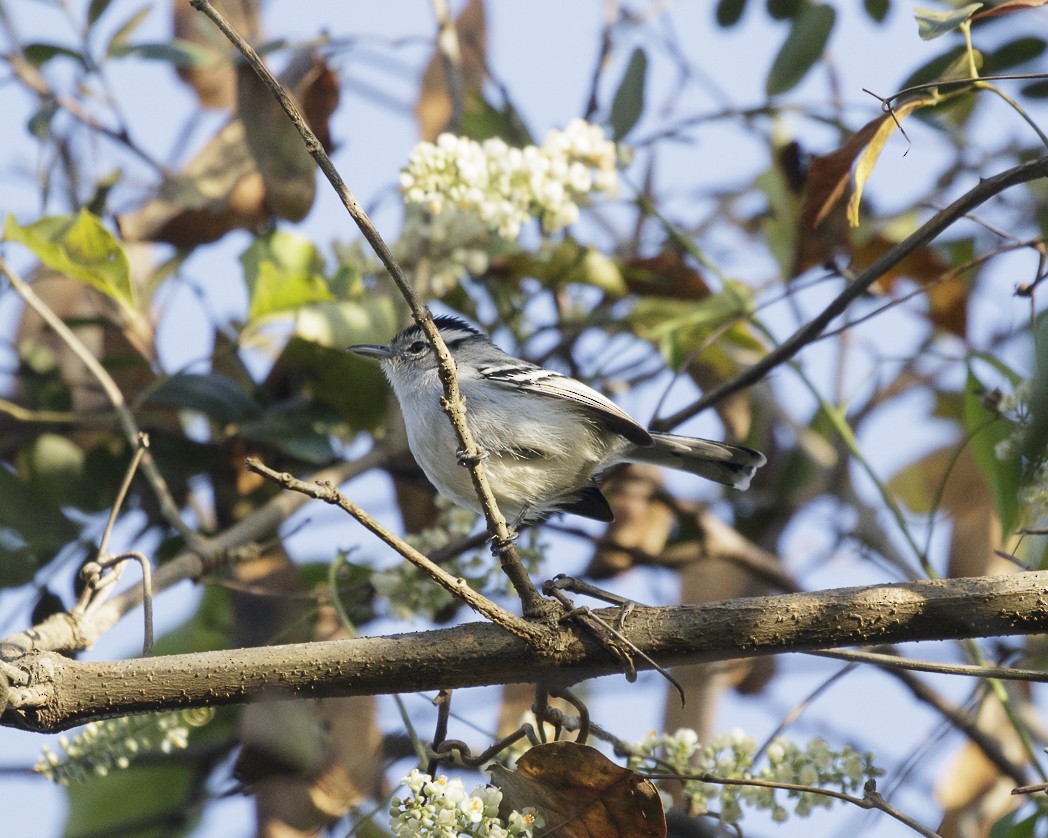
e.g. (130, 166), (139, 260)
(349, 314), (765, 524)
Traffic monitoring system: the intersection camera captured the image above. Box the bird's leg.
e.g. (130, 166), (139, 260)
(456, 446), (489, 467)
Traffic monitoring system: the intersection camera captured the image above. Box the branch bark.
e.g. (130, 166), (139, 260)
(7, 570), (1048, 732)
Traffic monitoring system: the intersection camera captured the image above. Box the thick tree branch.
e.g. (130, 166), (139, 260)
(653, 153), (1048, 430)
(7, 570), (1048, 732)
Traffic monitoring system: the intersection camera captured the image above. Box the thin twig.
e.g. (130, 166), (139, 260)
(652, 154), (1048, 430)
(542, 577), (686, 705)
(1012, 780), (1048, 796)
(99, 552), (154, 657)
(71, 434), (152, 636)
(0, 448), (391, 658)
(810, 648), (1048, 683)
(883, 73), (1048, 108)
(96, 434), (149, 565)
(245, 457), (545, 644)
(645, 773), (941, 837)
(188, 0), (547, 618)
(881, 663), (1030, 786)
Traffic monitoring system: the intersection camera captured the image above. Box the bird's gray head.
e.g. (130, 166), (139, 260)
(348, 315), (485, 373)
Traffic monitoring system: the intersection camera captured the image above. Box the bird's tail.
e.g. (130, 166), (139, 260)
(624, 433), (766, 490)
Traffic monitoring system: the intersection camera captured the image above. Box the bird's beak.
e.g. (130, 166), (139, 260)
(348, 344), (392, 361)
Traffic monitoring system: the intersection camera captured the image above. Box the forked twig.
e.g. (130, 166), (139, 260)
(67, 435), (155, 656)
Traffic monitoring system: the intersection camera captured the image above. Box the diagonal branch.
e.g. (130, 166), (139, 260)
(245, 457), (544, 643)
(188, 0), (547, 618)
(653, 154), (1048, 430)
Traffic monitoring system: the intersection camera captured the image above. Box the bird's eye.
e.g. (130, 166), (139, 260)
(408, 341), (427, 355)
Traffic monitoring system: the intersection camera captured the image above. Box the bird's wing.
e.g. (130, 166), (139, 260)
(478, 362), (654, 447)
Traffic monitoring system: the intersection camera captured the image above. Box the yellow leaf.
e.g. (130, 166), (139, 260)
(847, 97), (937, 227)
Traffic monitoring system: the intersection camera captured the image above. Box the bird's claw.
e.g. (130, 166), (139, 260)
(457, 447), (489, 467)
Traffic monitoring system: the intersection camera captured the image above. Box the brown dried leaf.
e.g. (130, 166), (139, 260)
(888, 444), (1012, 578)
(936, 693), (1027, 837)
(119, 52), (338, 245)
(851, 234), (966, 337)
(489, 741), (665, 838)
(237, 61), (316, 222)
(622, 249), (710, 299)
(173, 0), (259, 108)
(416, 0), (487, 140)
(973, 0), (1048, 20)
(118, 119), (263, 245)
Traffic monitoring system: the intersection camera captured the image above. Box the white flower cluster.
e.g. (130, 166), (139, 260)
(400, 119), (620, 240)
(630, 728), (879, 826)
(389, 769), (541, 837)
(35, 708), (214, 785)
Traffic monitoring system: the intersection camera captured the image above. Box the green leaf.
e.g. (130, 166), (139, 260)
(151, 586), (233, 656)
(766, 0), (803, 19)
(280, 338), (390, 430)
(267, 297), (397, 429)
(609, 47), (648, 141)
(108, 39), (219, 67)
(104, 3), (151, 56)
(460, 92), (534, 146)
(27, 105), (58, 140)
(716, 0), (748, 26)
(241, 411), (338, 465)
(914, 4), (983, 40)
(627, 282), (757, 368)
(965, 368), (1022, 534)
(898, 45), (968, 92)
(88, 0), (115, 26)
(578, 248), (627, 295)
(988, 808), (1039, 838)
(766, 4), (836, 96)
(23, 42), (84, 67)
(240, 231), (333, 321)
(1022, 79), (1048, 97)
(18, 433), (85, 508)
(864, 0), (890, 23)
(0, 465), (80, 587)
(3, 210), (134, 311)
(145, 373), (262, 424)
(983, 37), (1047, 74)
